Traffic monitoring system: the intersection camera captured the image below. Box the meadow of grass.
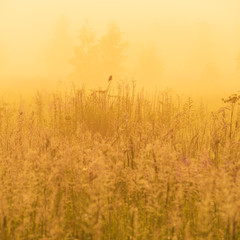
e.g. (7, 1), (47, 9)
(0, 82), (240, 239)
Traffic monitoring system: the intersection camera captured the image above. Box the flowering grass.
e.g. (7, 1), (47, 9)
(0, 84), (240, 239)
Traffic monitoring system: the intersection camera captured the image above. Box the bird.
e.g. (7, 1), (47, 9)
(108, 75), (113, 82)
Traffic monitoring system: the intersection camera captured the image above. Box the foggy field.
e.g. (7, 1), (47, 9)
(0, 84), (240, 239)
(1, 0), (240, 239)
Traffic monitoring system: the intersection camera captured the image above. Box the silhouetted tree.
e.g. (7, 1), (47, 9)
(46, 15), (74, 78)
(71, 22), (127, 87)
(71, 21), (101, 85)
(187, 23), (219, 90)
(98, 22), (127, 80)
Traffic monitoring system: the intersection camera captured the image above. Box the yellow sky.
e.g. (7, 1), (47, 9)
(1, 0), (238, 42)
(0, 0), (240, 97)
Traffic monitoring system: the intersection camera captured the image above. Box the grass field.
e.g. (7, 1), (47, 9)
(0, 82), (240, 239)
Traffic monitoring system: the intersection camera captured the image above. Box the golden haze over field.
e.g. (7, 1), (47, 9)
(0, 0), (240, 98)
(1, 1), (240, 239)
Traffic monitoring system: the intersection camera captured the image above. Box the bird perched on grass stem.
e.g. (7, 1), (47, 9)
(108, 75), (112, 82)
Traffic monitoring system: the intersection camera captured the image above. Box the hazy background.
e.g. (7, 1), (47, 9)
(0, 0), (240, 101)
